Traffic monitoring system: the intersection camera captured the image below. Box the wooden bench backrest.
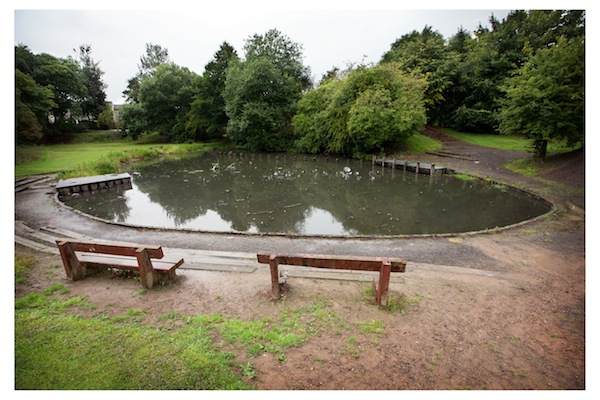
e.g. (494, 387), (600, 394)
(257, 252), (406, 272)
(56, 240), (164, 259)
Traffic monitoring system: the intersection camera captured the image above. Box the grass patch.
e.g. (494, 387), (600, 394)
(15, 309), (251, 389)
(452, 173), (479, 182)
(402, 132), (443, 154)
(505, 157), (542, 177)
(194, 300), (340, 360)
(359, 320), (385, 336)
(15, 254), (36, 284)
(340, 336), (362, 358)
(15, 135), (222, 178)
(363, 285), (418, 313)
(440, 127), (579, 153)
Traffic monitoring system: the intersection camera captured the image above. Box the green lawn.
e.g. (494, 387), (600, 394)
(403, 132), (443, 154)
(16, 143), (153, 177)
(439, 127), (580, 154)
(15, 139), (219, 178)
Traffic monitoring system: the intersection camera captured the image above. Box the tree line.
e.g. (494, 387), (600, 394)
(15, 44), (114, 142)
(15, 10), (584, 158)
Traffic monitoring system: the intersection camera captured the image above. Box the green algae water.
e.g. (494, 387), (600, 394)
(60, 153), (551, 236)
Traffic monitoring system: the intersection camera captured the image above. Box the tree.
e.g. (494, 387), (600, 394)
(224, 57), (301, 151)
(75, 44), (107, 123)
(243, 28), (312, 91)
(498, 36), (584, 159)
(380, 26), (451, 122)
(293, 63), (427, 156)
(123, 43), (170, 103)
(15, 69), (56, 143)
(97, 105), (116, 130)
(138, 63), (198, 141)
(118, 102), (147, 139)
(31, 53), (87, 134)
(223, 29), (309, 151)
(186, 42), (239, 140)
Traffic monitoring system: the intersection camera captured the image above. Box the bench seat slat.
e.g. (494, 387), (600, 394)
(78, 253), (183, 273)
(69, 241), (164, 259)
(257, 252), (406, 272)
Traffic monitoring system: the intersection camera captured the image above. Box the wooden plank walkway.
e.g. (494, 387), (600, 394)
(372, 157), (449, 175)
(56, 173), (132, 195)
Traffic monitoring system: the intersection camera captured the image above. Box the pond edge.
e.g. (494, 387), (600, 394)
(52, 174), (556, 240)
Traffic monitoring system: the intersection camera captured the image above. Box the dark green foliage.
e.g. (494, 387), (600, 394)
(223, 29), (308, 152)
(76, 45), (107, 122)
(123, 43), (170, 103)
(97, 106), (116, 130)
(15, 44), (109, 141)
(224, 57), (301, 151)
(15, 68), (56, 143)
(138, 63), (199, 141)
(186, 42), (239, 140)
(119, 102), (147, 140)
(498, 36), (584, 159)
(380, 26), (452, 121)
(293, 63), (426, 156)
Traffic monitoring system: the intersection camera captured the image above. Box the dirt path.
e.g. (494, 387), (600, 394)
(14, 128), (586, 390)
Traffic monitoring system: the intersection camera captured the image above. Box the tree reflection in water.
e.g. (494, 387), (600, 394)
(62, 153), (551, 236)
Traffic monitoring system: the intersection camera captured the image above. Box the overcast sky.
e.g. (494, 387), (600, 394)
(12, 3), (516, 104)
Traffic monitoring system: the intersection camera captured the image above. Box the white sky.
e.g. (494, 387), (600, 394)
(11, 2), (518, 104)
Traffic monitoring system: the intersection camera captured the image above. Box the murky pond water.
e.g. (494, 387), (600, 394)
(61, 153), (551, 236)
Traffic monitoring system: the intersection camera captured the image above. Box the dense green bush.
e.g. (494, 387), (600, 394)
(293, 64), (426, 157)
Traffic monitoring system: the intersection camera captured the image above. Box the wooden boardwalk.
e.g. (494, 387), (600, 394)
(372, 157), (449, 175)
(56, 173), (132, 195)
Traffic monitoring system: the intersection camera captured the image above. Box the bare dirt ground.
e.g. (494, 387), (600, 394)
(14, 127), (586, 390)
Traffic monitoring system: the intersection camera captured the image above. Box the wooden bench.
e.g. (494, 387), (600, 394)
(257, 252), (407, 305)
(56, 240), (184, 289)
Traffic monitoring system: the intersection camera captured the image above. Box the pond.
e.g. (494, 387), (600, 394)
(60, 153), (552, 236)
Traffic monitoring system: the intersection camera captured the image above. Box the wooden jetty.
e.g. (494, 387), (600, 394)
(372, 157), (449, 175)
(56, 173), (132, 196)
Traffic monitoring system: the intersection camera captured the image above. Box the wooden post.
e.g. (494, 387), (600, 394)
(269, 255), (281, 299)
(56, 241), (85, 280)
(376, 261), (392, 306)
(430, 163), (435, 175)
(416, 162), (420, 175)
(136, 248), (157, 289)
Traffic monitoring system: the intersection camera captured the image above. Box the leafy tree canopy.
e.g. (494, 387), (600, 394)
(293, 63), (427, 156)
(223, 29), (309, 151)
(75, 44), (107, 121)
(124, 43), (171, 103)
(186, 42), (239, 140)
(498, 36), (584, 159)
(138, 63), (199, 141)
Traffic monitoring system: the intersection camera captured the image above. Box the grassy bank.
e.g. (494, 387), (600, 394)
(15, 130), (442, 179)
(15, 132), (223, 178)
(439, 128), (579, 154)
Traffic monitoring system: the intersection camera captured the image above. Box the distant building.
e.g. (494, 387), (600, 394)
(112, 103), (123, 125)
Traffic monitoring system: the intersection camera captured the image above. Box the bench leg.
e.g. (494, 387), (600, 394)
(269, 255), (281, 299)
(376, 261), (392, 305)
(136, 248), (157, 289)
(57, 241), (85, 281)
